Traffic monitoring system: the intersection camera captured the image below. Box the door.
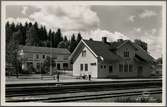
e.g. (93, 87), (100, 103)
(137, 66), (143, 77)
(109, 65), (113, 73)
(57, 63), (60, 70)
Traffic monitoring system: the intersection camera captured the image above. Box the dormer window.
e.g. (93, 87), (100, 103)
(124, 48), (129, 57)
(82, 50), (86, 57)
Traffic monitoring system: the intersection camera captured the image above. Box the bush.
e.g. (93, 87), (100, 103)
(26, 65), (36, 74)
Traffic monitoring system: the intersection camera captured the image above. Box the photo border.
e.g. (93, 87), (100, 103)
(1, 0), (166, 106)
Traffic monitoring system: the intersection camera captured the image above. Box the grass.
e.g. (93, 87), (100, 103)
(114, 93), (162, 103)
(77, 93), (162, 103)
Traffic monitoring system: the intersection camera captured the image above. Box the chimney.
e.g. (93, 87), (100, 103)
(102, 37), (107, 43)
(117, 39), (123, 42)
(89, 38), (93, 41)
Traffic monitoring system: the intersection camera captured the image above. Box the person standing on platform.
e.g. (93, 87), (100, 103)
(88, 74), (91, 81)
(57, 72), (60, 82)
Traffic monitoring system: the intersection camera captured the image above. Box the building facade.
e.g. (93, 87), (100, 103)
(70, 37), (155, 78)
(18, 45), (72, 73)
(153, 58), (162, 76)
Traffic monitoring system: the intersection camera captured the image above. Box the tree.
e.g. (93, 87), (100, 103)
(48, 29), (53, 47)
(28, 22), (32, 29)
(43, 56), (56, 75)
(57, 40), (69, 48)
(6, 32), (21, 78)
(13, 29), (24, 45)
(10, 22), (16, 32)
(6, 21), (13, 44)
(64, 36), (68, 41)
(53, 28), (63, 48)
(25, 25), (39, 46)
(156, 57), (162, 64)
(134, 39), (148, 51)
(69, 34), (77, 52)
(76, 32), (82, 44)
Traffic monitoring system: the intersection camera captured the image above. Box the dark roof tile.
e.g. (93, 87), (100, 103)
(83, 40), (122, 62)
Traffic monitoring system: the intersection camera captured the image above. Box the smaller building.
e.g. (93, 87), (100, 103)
(18, 45), (72, 74)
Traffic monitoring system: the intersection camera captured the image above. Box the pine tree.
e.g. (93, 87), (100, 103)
(13, 29), (24, 45)
(76, 32), (82, 44)
(64, 36), (68, 41)
(69, 34), (77, 52)
(57, 36), (69, 49)
(25, 25), (38, 46)
(55, 28), (63, 47)
(6, 32), (21, 78)
(6, 21), (13, 44)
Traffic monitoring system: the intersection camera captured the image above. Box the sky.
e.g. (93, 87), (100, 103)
(5, 4), (163, 59)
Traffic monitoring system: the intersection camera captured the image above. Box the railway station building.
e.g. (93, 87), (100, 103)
(70, 37), (155, 78)
(18, 45), (72, 73)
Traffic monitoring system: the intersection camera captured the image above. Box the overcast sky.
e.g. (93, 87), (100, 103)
(5, 4), (163, 59)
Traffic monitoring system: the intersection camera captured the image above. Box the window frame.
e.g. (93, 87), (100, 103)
(129, 64), (133, 72)
(85, 64), (88, 71)
(109, 65), (113, 73)
(124, 48), (129, 57)
(119, 64), (123, 72)
(63, 63), (68, 68)
(124, 64), (128, 72)
(43, 54), (45, 59)
(101, 65), (103, 69)
(82, 50), (86, 57)
(80, 64), (83, 71)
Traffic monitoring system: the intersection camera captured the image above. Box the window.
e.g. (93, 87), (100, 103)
(85, 64), (88, 71)
(37, 63), (40, 69)
(57, 63), (60, 70)
(54, 56), (57, 59)
(101, 65), (103, 69)
(124, 51), (129, 57)
(27, 62), (33, 66)
(63, 63), (68, 68)
(109, 65), (113, 73)
(36, 54), (39, 59)
(129, 64), (133, 72)
(119, 64), (123, 72)
(124, 49), (129, 57)
(124, 64), (128, 72)
(63, 56), (68, 60)
(90, 63), (96, 66)
(104, 65), (106, 69)
(80, 64), (83, 71)
(43, 55), (45, 59)
(82, 50), (86, 57)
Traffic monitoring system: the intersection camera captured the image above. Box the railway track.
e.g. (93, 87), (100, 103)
(6, 80), (161, 97)
(6, 88), (162, 102)
(6, 79), (162, 102)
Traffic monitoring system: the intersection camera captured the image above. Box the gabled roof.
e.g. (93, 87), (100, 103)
(71, 39), (155, 63)
(134, 44), (155, 63)
(110, 41), (125, 49)
(19, 45), (71, 55)
(83, 40), (122, 62)
(110, 40), (137, 50)
(110, 40), (155, 63)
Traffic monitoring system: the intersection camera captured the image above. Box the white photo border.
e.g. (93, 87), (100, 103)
(1, 1), (166, 106)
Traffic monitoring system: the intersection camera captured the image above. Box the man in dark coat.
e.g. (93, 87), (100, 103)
(57, 72), (60, 82)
